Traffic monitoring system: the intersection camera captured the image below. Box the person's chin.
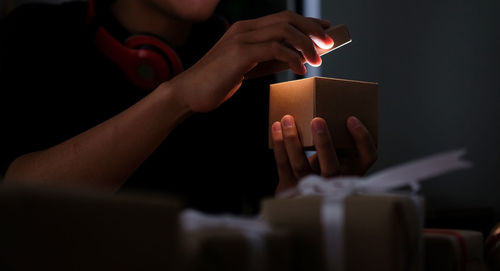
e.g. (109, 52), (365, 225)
(181, 10), (216, 23)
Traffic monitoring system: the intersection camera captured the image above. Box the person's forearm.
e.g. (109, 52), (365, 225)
(3, 81), (191, 191)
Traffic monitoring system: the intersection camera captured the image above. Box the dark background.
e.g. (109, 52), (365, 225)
(2, 0), (500, 234)
(319, 0), (500, 233)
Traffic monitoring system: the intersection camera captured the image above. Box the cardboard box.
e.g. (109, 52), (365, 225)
(183, 228), (293, 271)
(0, 184), (182, 270)
(269, 76), (378, 149)
(487, 245), (500, 271)
(260, 194), (422, 271)
(315, 24), (352, 56)
(424, 229), (487, 271)
(486, 223), (500, 271)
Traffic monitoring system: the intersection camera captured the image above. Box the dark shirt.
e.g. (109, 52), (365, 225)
(0, 2), (278, 214)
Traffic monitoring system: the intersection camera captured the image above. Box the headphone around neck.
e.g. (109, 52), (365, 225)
(87, 0), (184, 92)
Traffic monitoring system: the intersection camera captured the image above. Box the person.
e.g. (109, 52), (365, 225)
(0, 0), (377, 214)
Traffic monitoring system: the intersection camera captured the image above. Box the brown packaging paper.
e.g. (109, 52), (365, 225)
(269, 76), (378, 149)
(260, 194), (422, 271)
(486, 223), (500, 271)
(0, 184), (182, 270)
(183, 228), (293, 271)
(487, 244), (500, 271)
(424, 229), (486, 271)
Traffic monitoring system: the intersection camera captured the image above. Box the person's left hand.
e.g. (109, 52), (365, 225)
(271, 115), (377, 195)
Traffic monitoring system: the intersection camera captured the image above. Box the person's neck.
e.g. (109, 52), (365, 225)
(111, 0), (192, 47)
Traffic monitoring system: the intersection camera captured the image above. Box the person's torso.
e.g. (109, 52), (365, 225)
(0, 2), (278, 214)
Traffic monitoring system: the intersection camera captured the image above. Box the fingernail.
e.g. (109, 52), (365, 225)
(348, 116), (362, 129)
(272, 122), (282, 133)
(323, 35), (334, 48)
(312, 119), (326, 134)
(309, 54), (322, 67)
(282, 115), (294, 128)
(311, 36), (333, 50)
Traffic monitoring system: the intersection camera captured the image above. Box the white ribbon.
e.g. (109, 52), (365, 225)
(278, 148), (472, 271)
(180, 209), (271, 271)
(322, 195), (346, 271)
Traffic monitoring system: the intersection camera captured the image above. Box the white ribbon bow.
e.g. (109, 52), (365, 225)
(280, 148), (472, 198)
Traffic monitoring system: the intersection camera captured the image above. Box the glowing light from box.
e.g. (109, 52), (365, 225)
(304, 0), (322, 77)
(331, 39), (352, 51)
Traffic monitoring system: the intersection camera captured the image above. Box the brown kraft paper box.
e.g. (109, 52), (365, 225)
(182, 228), (294, 271)
(260, 194), (423, 271)
(424, 229), (487, 271)
(269, 76), (378, 149)
(486, 223), (500, 271)
(0, 184), (182, 271)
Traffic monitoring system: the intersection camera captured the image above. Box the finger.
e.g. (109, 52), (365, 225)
(311, 117), (340, 177)
(308, 152), (321, 173)
(307, 17), (331, 29)
(346, 116), (377, 172)
(243, 41), (306, 75)
(242, 11), (333, 49)
(271, 121), (297, 187)
(281, 115), (312, 179)
(283, 12), (334, 49)
(237, 22), (321, 66)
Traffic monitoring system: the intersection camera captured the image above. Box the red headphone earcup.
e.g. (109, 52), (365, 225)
(94, 27), (183, 92)
(125, 35), (184, 78)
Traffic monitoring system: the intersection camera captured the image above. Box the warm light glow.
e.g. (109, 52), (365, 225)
(330, 39), (352, 52)
(303, 0), (323, 78)
(308, 39), (352, 67)
(308, 58), (322, 67)
(311, 36), (334, 50)
(493, 225), (500, 236)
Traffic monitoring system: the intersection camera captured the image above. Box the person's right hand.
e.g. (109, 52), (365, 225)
(167, 10), (334, 113)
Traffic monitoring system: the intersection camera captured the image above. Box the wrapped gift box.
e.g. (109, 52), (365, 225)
(486, 223), (500, 271)
(182, 219), (293, 271)
(487, 244), (500, 271)
(423, 229), (486, 271)
(0, 184), (182, 270)
(268, 76), (378, 149)
(260, 194), (423, 271)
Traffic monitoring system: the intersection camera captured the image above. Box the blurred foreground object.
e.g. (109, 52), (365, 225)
(261, 194), (423, 271)
(0, 184), (182, 270)
(180, 209), (293, 271)
(486, 223), (500, 271)
(0, 0), (15, 18)
(424, 229), (486, 271)
(0, 149), (482, 271)
(260, 149), (471, 271)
